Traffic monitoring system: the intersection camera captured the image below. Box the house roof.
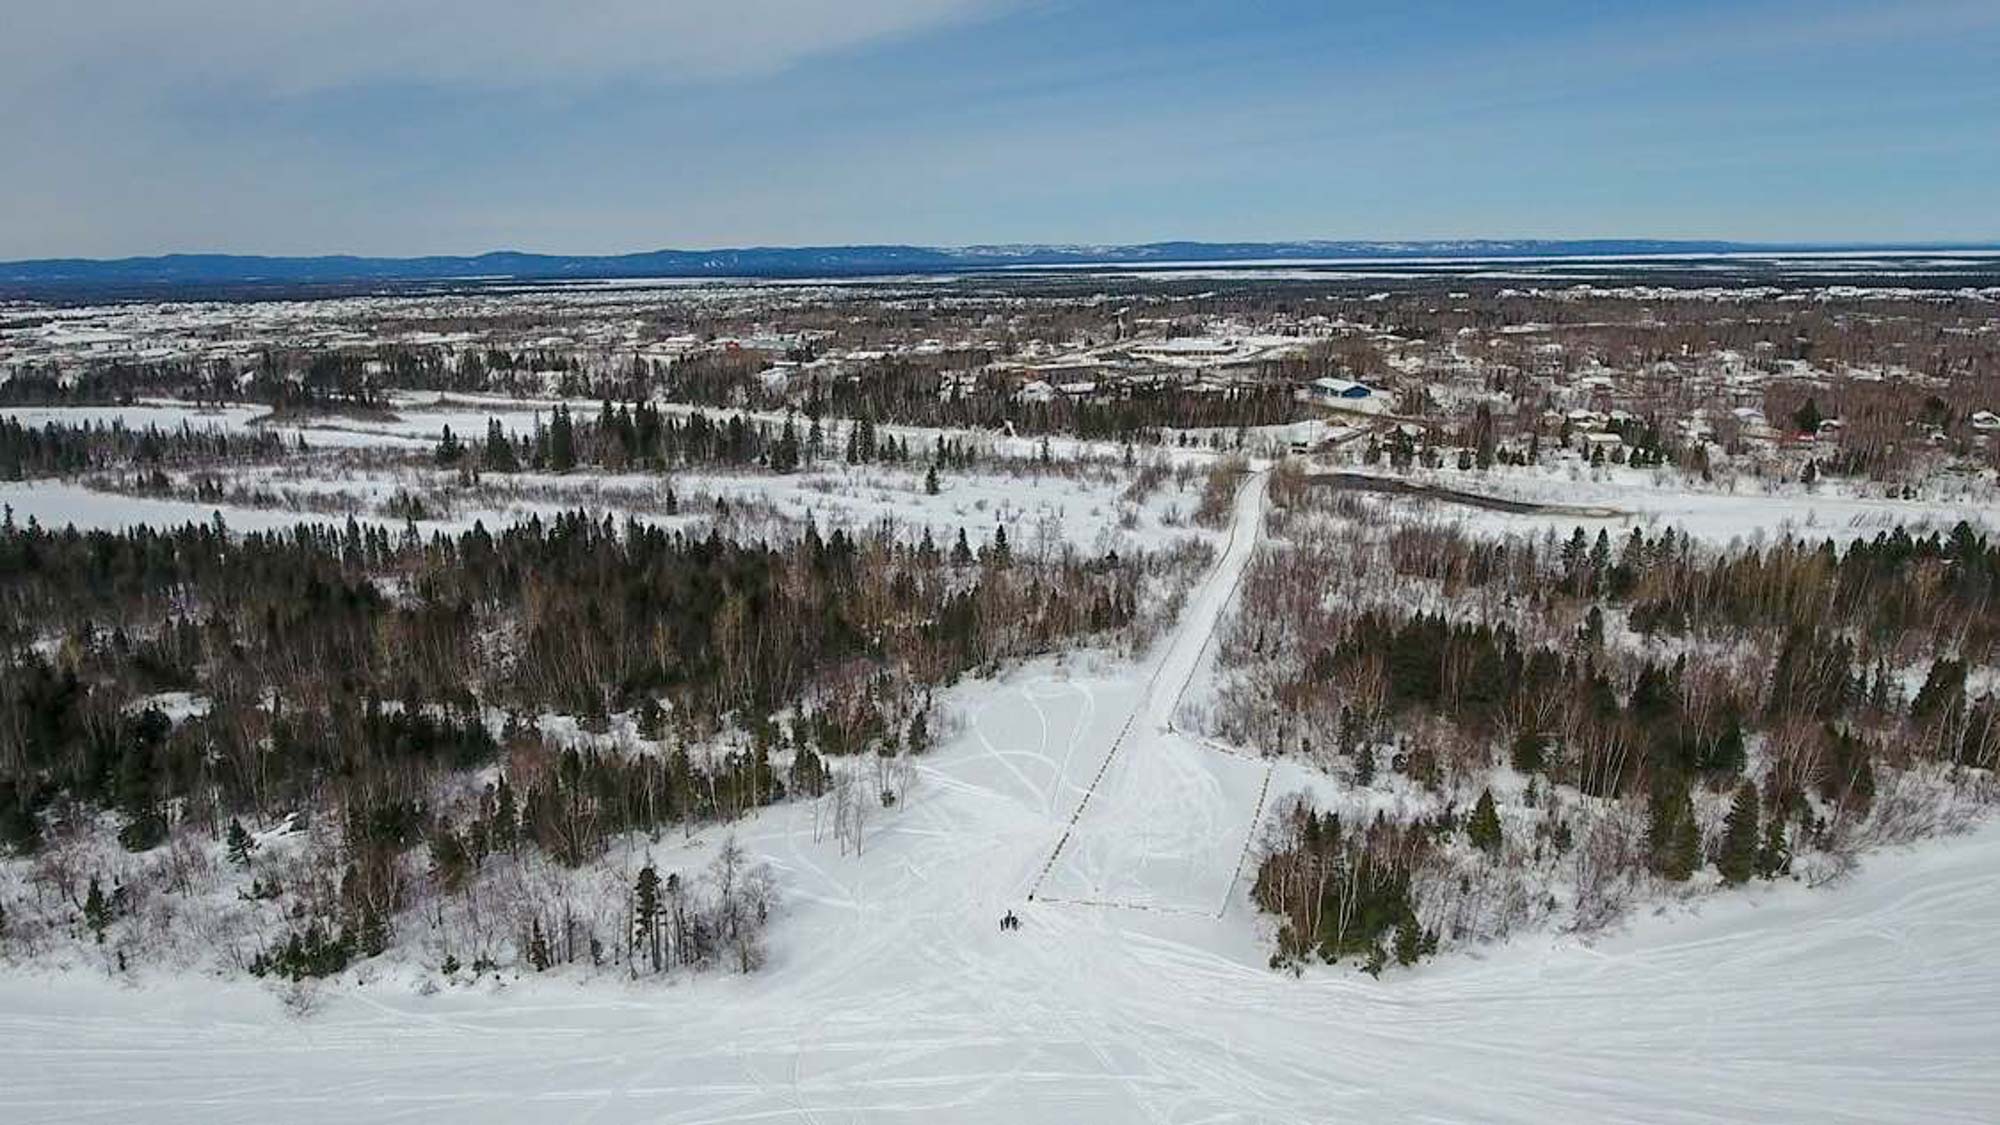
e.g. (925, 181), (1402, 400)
(1310, 377), (1371, 395)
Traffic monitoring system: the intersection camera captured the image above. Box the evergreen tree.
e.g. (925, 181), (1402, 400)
(1473, 403), (1496, 470)
(924, 465), (939, 495)
(548, 405), (576, 472)
(634, 864), (663, 972)
(1579, 605), (1605, 650)
(1716, 782), (1759, 885)
(773, 413), (801, 474)
(1792, 396), (1824, 435)
(1560, 527), (1588, 588)
(789, 745), (827, 797)
(0, 776), (29, 858)
(355, 904), (390, 957)
(118, 808), (167, 853)
(1393, 917), (1424, 966)
(434, 424), (464, 466)
(84, 876), (111, 943)
(528, 918), (551, 971)
(225, 818), (257, 868)
(484, 418), (518, 472)
(950, 528), (974, 567)
(1466, 788), (1502, 855)
(492, 777), (518, 854)
(1705, 707), (1747, 776)
(1588, 530), (1611, 592)
(1646, 778), (1701, 881)
(1910, 658), (1966, 728)
(1756, 804), (1791, 880)
(1510, 729), (1548, 773)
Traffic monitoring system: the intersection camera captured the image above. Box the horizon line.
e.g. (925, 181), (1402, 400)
(9, 235), (2000, 267)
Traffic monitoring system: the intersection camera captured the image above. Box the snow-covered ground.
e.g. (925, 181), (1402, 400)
(1, 391), (1298, 466)
(0, 478), (386, 536)
(1032, 472), (1271, 914)
(0, 393), (1241, 548)
(3, 466), (1996, 1123)
(0, 453), (1215, 564)
(5, 819), (1997, 1123)
(1333, 460), (2000, 546)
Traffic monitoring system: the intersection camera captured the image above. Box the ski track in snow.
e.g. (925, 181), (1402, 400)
(4, 465), (2000, 1122)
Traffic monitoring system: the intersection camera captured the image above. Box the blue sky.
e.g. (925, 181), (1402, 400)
(3, 0), (1996, 257)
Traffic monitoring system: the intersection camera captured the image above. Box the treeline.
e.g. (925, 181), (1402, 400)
(0, 352), (397, 413)
(802, 365), (1307, 439)
(561, 358), (1308, 442)
(0, 362), (210, 406)
(442, 402), (978, 477)
(539, 355), (1306, 441)
(1375, 517), (2000, 662)
(1, 418), (294, 481)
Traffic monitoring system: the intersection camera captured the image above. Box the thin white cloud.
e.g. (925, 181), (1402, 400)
(4, 1), (1003, 96)
(0, 1), (1016, 256)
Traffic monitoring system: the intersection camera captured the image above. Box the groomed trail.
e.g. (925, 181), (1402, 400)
(4, 467), (1999, 1123)
(1029, 469), (1272, 914)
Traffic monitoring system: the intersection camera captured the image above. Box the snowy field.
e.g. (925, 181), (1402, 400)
(3, 468), (1997, 1123)
(0, 459), (1197, 554)
(0, 395), (1242, 552)
(1328, 460), (2000, 546)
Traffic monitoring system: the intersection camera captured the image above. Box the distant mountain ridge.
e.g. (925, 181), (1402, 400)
(5, 239), (1997, 292)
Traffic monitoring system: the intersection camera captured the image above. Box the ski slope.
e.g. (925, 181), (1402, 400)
(3, 465), (1998, 1123)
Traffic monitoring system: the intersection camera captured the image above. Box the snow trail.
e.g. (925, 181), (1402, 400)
(1030, 469), (1271, 910)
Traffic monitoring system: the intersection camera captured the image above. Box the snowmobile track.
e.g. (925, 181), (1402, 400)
(1027, 470), (1268, 909)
